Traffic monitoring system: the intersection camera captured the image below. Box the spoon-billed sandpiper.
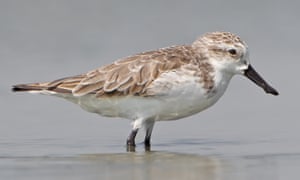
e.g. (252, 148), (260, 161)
(12, 32), (279, 149)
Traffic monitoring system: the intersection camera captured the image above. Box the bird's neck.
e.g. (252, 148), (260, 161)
(209, 69), (234, 98)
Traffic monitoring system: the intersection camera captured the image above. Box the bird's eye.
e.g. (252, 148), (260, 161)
(228, 49), (237, 55)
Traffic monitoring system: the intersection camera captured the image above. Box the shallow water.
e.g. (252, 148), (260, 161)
(1, 137), (300, 180)
(2, 150), (300, 180)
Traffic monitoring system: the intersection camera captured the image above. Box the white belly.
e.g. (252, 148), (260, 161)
(55, 70), (231, 121)
(58, 81), (227, 121)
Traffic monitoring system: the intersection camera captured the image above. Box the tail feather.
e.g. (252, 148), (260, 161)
(12, 83), (48, 92)
(12, 75), (85, 94)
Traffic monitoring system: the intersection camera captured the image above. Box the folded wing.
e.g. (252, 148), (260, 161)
(13, 46), (194, 97)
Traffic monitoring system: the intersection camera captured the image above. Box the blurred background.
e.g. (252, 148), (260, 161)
(0, 1), (300, 179)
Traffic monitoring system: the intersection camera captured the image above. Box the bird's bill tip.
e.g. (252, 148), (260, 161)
(244, 65), (279, 96)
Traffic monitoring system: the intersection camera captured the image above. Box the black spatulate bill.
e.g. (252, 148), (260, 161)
(244, 65), (279, 96)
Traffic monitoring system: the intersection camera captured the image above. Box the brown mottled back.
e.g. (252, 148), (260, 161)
(40, 45), (198, 97)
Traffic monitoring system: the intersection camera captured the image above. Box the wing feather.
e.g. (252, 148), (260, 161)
(39, 45), (196, 97)
(13, 45), (197, 97)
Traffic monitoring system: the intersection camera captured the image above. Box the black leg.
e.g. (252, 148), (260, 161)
(144, 121), (154, 148)
(144, 137), (151, 152)
(144, 133), (151, 147)
(126, 129), (138, 147)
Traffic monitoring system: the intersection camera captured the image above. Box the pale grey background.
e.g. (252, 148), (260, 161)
(1, 1), (299, 179)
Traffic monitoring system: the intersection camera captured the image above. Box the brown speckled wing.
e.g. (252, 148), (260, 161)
(70, 46), (194, 97)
